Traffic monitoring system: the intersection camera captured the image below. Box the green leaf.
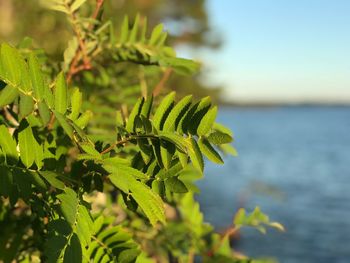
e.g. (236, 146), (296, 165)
(198, 137), (223, 164)
(63, 38), (79, 71)
(187, 96), (212, 135)
(109, 171), (165, 225)
(68, 87), (82, 121)
(39, 171), (65, 190)
(160, 140), (175, 170)
(38, 101), (51, 125)
(152, 91), (175, 130)
(234, 207), (285, 234)
(57, 189), (93, 243)
(54, 72), (68, 114)
(163, 95), (192, 132)
(149, 24), (164, 45)
(19, 94), (34, 119)
(159, 57), (200, 75)
(40, 0), (69, 13)
(140, 17), (147, 44)
(28, 171), (48, 191)
(140, 95), (153, 118)
(75, 110), (92, 129)
(120, 15), (129, 43)
(156, 32), (167, 47)
(213, 122), (233, 137)
(13, 168), (32, 200)
(0, 165), (13, 198)
(208, 131), (233, 145)
(28, 52), (45, 101)
(63, 233), (82, 263)
(103, 163), (148, 181)
(44, 85), (55, 109)
(188, 138), (204, 172)
(126, 97), (144, 132)
(18, 121), (36, 168)
(103, 156), (130, 166)
(156, 162), (182, 180)
(197, 106), (217, 136)
(0, 43), (28, 89)
(0, 84), (19, 107)
(34, 139), (44, 169)
(0, 125), (18, 163)
(219, 143), (238, 156)
(129, 13), (140, 43)
(178, 96), (211, 134)
(152, 180), (165, 196)
(165, 177), (188, 193)
(54, 111), (74, 138)
(177, 150), (188, 168)
(79, 142), (102, 160)
(70, 0), (87, 12)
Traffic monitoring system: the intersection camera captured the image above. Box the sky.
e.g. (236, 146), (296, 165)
(186, 0), (350, 103)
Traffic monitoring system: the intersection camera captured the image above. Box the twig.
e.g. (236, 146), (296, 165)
(89, 0), (105, 29)
(152, 68), (172, 97)
(51, 0), (105, 128)
(100, 134), (158, 155)
(66, 0), (105, 83)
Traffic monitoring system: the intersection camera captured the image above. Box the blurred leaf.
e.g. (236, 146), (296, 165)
(68, 87), (82, 121)
(120, 15), (129, 43)
(126, 97), (144, 132)
(18, 121), (36, 168)
(197, 106), (217, 136)
(19, 94), (34, 119)
(40, 171), (65, 190)
(129, 13), (140, 43)
(28, 52), (45, 101)
(71, 0), (87, 12)
(165, 177), (188, 193)
(0, 125), (18, 161)
(198, 137), (223, 164)
(0, 84), (19, 107)
(153, 91), (175, 130)
(149, 24), (164, 45)
(234, 207), (285, 234)
(75, 110), (93, 129)
(40, 0), (69, 13)
(55, 72), (68, 114)
(208, 131), (233, 145)
(188, 137), (204, 172)
(219, 143), (238, 157)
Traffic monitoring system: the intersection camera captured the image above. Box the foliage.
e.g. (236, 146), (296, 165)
(0, 0), (222, 103)
(0, 1), (282, 262)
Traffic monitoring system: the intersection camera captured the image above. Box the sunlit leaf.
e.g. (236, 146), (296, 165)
(18, 121), (36, 168)
(54, 72), (68, 114)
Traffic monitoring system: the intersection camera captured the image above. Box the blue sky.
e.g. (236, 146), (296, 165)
(185, 0), (350, 103)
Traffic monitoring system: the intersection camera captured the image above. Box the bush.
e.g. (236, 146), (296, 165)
(0, 1), (282, 262)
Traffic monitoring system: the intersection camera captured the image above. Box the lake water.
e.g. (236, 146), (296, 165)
(197, 106), (350, 263)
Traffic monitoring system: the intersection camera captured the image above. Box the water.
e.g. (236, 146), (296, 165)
(197, 106), (350, 263)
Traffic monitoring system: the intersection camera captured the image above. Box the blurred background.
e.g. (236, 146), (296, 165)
(1, 0), (349, 262)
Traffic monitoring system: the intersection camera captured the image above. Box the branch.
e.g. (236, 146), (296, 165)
(100, 134), (158, 155)
(152, 68), (172, 97)
(66, 0), (105, 83)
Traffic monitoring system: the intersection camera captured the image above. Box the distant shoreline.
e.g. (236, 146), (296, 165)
(220, 101), (350, 108)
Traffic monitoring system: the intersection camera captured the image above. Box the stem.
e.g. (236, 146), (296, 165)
(66, 0), (105, 83)
(100, 134), (158, 155)
(90, 0), (105, 29)
(152, 68), (172, 97)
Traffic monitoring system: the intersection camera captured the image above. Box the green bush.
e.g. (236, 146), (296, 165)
(0, 1), (282, 262)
